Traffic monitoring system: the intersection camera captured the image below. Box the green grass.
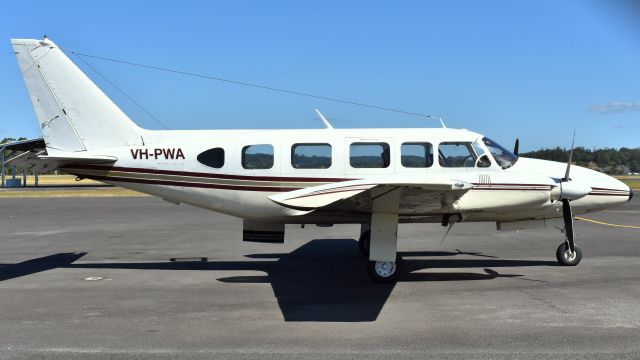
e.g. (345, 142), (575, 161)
(0, 188), (147, 198)
(616, 176), (640, 190)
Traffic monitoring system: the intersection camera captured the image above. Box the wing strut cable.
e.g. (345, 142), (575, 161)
(64, 48), (442, 122)
(71, 52), (170, 130)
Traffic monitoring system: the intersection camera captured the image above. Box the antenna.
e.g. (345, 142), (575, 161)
(314, 109), (334, 129)
(426, 115), (446, 128)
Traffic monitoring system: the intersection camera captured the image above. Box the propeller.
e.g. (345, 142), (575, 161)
(558, 131), (590, 254)
(513, 138), (519, 156)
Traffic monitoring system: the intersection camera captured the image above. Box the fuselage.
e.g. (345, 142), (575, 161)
(61, 127), (632, 225)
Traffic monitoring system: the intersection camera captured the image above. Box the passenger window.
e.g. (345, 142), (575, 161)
(401, 142), (433, 168)
(242, 144), (274, 169)
(350, 142), (390, 168)
(292, 143), (332, 169)
(438, 142), (477, 167)
(197, 147), (225, 169)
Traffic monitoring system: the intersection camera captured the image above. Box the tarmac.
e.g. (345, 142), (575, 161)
(0, 194), (639, 359)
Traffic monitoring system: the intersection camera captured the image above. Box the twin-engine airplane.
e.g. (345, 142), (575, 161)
(6, 38), (633, 282)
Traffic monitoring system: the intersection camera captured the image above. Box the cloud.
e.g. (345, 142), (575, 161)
(588, 102), (640, 114)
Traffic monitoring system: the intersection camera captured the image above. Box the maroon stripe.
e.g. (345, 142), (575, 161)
(591, 187), (628, 191)
(288, 187), (374, 200)
(86, 174), (299, 192)
(472, 183), (554, 187)
(61, 164), (352, 183)
(471, 188), (547, 191)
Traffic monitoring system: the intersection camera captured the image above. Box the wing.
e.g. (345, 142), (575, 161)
(269, 176), (472, 215)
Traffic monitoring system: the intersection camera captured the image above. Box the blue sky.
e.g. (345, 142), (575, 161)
(1, 0), (639, 151)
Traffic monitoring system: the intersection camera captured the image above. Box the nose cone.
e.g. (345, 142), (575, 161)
(513, 157), (631, 209)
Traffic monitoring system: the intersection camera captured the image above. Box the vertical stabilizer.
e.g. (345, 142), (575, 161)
(11, 38), (142, 152)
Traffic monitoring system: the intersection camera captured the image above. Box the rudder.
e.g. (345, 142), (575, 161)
(11, 37), (142, 152)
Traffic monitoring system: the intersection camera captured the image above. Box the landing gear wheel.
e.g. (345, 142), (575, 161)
(367, 255), (402, 283)
(556, 242), (582, 266)
(358, 230), (370, 256)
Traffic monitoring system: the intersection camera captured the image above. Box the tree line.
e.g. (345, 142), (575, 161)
(521, 147), (640, 175)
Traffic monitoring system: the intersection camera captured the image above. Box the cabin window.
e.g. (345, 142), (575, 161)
(242, 144), (274, 169)
(197, 147), (225, 168)
(350, 142), (390, 168)
(292, 143), (332, 169)
(401, 142), (433, 168)
(438, 142), (477, 167)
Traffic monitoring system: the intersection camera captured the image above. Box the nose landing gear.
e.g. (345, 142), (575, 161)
(556, 242), (582, 266)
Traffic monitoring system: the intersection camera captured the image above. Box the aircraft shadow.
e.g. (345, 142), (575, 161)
(0, 252), (87, 282)
(0, 240), (557, 322)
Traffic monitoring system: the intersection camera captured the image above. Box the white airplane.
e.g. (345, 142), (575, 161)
(6, 37), (633, 282)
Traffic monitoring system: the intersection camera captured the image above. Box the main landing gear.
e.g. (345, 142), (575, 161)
(359, 229), (401, 283)
(356, 188), (404, 283)
(367, 254), (402, 283)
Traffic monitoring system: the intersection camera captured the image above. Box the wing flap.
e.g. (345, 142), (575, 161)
(269, 177), (472, 212)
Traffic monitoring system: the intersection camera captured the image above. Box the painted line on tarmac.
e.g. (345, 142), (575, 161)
(575, 216), (640, 229)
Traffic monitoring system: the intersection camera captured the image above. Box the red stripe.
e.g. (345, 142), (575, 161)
(472, 183), (554, 187)
(86, 174), (299, 192)
(471, 188), (549, 191)
(62, 164), (353, 183)
(591, 187), (628, 191)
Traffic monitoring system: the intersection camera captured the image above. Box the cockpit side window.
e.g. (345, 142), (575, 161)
(472, 142), (492, 168)
(482, 137), (518, 169)
(438, 142), (477, 167)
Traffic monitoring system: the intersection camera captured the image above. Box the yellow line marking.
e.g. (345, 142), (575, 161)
(575, 216), (640, 229)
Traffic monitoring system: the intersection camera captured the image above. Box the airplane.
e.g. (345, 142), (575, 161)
(4, 37), (633, 282)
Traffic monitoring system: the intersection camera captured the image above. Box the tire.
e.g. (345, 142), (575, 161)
(358, 230), (370, 256)
(556, 243), (582, 266)
(367, 255), (402, 283)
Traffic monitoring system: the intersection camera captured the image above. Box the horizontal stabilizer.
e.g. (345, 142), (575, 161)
(5, 152), (116, 173)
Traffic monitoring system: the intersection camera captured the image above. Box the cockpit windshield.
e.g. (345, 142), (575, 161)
(482, 137), (518, 169)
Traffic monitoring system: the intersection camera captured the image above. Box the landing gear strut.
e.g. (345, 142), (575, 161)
(358, 230), (370, 256)
(556, 242), (582, 266)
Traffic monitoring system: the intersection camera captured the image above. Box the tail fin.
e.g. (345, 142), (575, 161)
(11, 38), (142, 153)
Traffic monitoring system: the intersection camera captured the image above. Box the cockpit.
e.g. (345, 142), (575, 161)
(437, 137), (518, 169)
(480, 137), (518, 169)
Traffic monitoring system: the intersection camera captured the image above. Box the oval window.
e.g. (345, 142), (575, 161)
(197, 148), (225, 168)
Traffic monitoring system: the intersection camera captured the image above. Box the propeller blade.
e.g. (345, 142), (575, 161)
(513, 138), (519, 156)
(561, 198), (575, 253)
(563, 131), (576, 181)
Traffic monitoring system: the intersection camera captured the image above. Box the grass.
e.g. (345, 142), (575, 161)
(29, 174), (103, 186)
(0, 175), (145, 197)
(0, 188), (147, 198)
(616, 176), (640, 190)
